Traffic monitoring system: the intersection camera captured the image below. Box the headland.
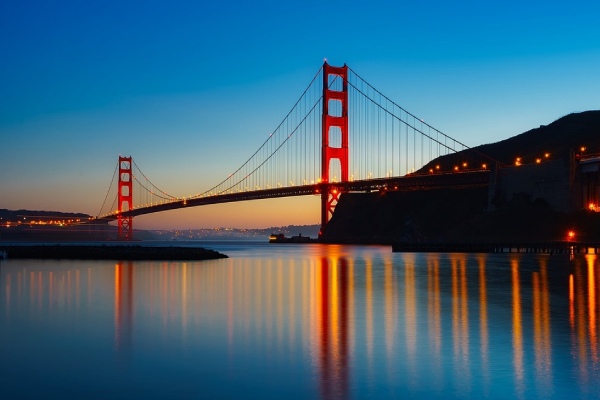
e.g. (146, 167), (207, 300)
(321, 111), (600, 246)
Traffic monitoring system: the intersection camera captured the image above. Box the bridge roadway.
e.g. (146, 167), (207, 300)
(95, 170), (490, 222)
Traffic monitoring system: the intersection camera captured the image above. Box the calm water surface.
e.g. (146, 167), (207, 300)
(1, 241), (599, 399)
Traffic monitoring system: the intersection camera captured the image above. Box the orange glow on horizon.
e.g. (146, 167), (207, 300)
(132, 196), (321, 229)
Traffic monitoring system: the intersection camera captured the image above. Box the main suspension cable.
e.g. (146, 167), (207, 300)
(132, 159), (179, 200)
(348, 66), (506, 167)
(190, 65), (325, 199)
(97, 162), (118, 217)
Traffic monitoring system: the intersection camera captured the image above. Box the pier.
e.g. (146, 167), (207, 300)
(392, 241), (600, 254)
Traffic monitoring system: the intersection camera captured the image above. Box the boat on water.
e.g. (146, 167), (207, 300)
(269, 233), (317, 243)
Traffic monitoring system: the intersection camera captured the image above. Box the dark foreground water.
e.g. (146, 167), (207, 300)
(1, 241), (599, 399)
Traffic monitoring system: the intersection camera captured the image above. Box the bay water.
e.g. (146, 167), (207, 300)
(1, 241), (599, 399)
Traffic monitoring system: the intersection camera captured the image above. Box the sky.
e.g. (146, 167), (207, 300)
(1, 0), (599, 229)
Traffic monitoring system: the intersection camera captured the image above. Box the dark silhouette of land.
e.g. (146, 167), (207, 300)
(0, 244), (228, 260)
(0, 213), (156, 242)
(0, 209), (91, 221)
(322, 111), (600, 244)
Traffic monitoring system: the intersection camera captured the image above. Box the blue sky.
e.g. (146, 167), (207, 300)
(1, 0), (599, 229)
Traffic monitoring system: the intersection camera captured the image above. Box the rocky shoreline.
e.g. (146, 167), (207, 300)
(0, 244), (228, 261)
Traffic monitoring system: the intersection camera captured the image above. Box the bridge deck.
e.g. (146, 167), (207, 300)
(95, 170), (490, 221)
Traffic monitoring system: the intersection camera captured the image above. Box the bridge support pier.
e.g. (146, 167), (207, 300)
(320, 185), (343, 236)
(320, 62), (349, 236)
(118, 156), (133, 241)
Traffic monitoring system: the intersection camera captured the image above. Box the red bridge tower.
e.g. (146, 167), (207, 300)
(118, 156), (133, 241)
(320, 62), (349, 235)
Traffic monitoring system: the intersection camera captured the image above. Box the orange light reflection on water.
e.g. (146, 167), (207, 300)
(511, 257), (524, 397)
(574, 260), (589, 383)
(5, 249), (600, 398)
(384, 256), (397, 380)
(587, 255), (597, 364)
(312, 248), (350, 400)
(477, 255), (490, 395)
(403, 253), (417, 385)
(427, 255), (442, 389)
(532, 258), (552, 396)
(365, 255), (374, 376)
(114, 263), (121, 348)
(450, 254), (470, 393)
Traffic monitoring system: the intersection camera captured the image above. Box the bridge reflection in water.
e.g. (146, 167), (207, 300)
(1, 248), (599, 398)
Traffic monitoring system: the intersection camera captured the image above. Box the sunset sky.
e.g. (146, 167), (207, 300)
(1, 0), (599, 229)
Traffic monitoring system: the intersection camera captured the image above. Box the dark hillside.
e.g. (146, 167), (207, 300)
(421, 110), (600, 171)
(323, 110), (600, 244)
(476, 110), (600, 163)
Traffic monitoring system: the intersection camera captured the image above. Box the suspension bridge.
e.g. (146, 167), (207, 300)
(95, 62), (498, 240)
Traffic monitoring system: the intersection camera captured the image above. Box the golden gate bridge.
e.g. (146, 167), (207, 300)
(95, 62), (500, 240)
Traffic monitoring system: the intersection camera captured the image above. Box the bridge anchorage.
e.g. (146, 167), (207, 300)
(96, 61), (494, 240)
